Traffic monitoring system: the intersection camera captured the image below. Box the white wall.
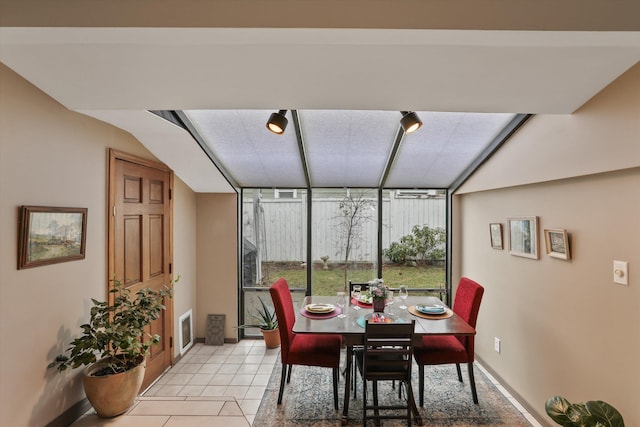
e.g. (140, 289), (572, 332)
(454, 63), (640, 425)
(0, 64), (198, 427)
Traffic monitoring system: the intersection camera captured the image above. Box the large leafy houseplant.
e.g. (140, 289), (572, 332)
(49, 277), (174, 376)
(545, 395), (625, 427)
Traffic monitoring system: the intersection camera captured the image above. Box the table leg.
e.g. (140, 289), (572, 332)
(341, 345), (352, 425)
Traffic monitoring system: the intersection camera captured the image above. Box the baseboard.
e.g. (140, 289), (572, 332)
(45, 398), (92, 427)
(194, 337), (239, 344)
(475, 356), (550, 426)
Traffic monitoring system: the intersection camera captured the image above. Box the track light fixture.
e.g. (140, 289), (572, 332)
(400, 111), (422, 134)
(266, 110), (288, 134)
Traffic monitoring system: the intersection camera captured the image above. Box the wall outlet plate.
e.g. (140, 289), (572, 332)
(494, 337), (501, 353)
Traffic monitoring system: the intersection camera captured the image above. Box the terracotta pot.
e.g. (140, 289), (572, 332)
(373, 299), (386, 313)
(261, 328), (281, 348)
(83, 357), (146, 417)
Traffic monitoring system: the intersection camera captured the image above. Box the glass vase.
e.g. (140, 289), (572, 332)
(373, 299), (385, 313)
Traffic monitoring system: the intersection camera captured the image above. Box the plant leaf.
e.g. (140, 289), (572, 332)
(586, 401), (625, 427)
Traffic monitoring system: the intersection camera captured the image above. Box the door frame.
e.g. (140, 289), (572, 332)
(107, 148), (175, 367)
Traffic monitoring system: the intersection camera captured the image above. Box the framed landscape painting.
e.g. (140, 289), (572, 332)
(507, 216), (539, 259)
(18, 206), (88, 269)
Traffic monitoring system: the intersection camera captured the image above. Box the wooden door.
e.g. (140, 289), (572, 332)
(108, 149), (174, 391)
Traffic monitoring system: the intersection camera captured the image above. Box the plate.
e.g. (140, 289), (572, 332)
(415, 304), (447, 315)
(357, 293), (373, 305)
(305, 303), (335, 314)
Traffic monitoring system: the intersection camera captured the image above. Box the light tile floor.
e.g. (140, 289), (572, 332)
(70, 340), (278, 427)
(71, 340), (543, 427)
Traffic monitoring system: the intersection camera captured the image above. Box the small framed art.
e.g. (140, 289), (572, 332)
(18, 206), (88, 269)
(544, 229), (571, 260)
(508, 216), (539, 259)
(489, 223), (503, 249)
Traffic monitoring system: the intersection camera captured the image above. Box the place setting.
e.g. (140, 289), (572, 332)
(300, 302), (342, 319)
(408, 302), (454, 319)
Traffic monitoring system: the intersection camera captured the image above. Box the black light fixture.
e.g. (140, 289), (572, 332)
(266, 110), (288, 134)
(400, 111), (422, 134)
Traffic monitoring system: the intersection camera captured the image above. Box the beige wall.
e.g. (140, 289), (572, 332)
(454, 64), (640, 425)
(196, 193), (239, 341)
(0, 64), (198, 427)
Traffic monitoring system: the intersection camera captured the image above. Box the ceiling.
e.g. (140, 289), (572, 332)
(1, 27), (639, 192)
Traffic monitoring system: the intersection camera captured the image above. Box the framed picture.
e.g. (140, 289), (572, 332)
(544, 229), (571, 260)
(489, 223), (503, 249)
(178, 309), (194, 355)
(507, 216), (539, 259)
(18, 206), (88, 269)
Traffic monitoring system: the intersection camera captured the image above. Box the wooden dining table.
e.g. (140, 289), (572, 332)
(292, 294), (476, 425)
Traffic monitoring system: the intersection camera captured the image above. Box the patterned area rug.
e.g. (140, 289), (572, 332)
(253, 354), (532, 426)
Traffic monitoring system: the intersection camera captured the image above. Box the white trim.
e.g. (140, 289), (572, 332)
(178, 309), (194, 355)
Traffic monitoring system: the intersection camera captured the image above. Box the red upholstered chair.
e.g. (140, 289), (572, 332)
(269, 278), (343, 410)
(413, 277), (484, 406)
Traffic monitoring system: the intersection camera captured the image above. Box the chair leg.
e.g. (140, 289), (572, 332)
(456, 363), (463, 382)
(405, 380), (414, 427)
(277, 363), (287, 404)
(468, 362), (479, 404)
(333, 367), (339, 410)
(286, 364), (293, 383)
(362, 378), (368, 427)
(373, 380), (380, 427)
(418, 364), (424, 407)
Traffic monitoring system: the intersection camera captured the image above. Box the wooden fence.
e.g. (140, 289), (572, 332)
(242, 195), (446, 263)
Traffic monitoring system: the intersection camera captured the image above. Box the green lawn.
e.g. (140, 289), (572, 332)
(262, 264), (446, 296)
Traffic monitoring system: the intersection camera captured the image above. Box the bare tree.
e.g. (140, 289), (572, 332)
(332, 190), (376, 291)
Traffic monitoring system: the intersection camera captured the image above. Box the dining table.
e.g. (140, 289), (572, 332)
(292, 294), (476, 425)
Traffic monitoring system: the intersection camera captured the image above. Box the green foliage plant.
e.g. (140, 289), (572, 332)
(545, 395), (625, 427)
(238, 297), (278, 330)
(384, 225), (446, 264)
(49, 277), (175, 376)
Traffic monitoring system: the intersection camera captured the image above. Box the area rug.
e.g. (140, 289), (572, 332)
(253, 354), (532, 426)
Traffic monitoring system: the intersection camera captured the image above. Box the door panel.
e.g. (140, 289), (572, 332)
(109, 149), (173, 391)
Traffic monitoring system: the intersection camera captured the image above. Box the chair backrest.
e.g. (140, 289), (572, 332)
(269, 278), (295, 361)
(452, 277), (484, 352)
(362, 321), (415, 381)
(349, 280), (370, 292)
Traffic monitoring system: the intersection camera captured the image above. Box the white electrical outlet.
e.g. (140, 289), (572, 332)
(494, 337), (501, 353)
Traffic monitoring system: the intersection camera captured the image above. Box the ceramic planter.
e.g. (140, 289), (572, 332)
(83, 357), (146, 417)
(261, 328), (281, 348)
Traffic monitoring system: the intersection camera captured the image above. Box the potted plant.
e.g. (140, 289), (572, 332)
(49, 277), (174, 417)
(238, 296), (280, 348)
(545, 395), (625, 427)
(368, 278), (389, 313)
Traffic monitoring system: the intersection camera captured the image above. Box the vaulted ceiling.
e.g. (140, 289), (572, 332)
(2, 2), (639, 192)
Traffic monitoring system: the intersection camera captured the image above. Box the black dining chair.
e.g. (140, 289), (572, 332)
(356, 320), (416, 427)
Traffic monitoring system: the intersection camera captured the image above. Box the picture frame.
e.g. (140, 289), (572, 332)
(507, 216), (539, 259)
(544, 229), (571, 260)
(178, 309), (194, 355)
(489, 223), (503, 249)
(18, 206), (88, 269)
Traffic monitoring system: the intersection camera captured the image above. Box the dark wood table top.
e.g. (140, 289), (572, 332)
(293, 295), (475, 340)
